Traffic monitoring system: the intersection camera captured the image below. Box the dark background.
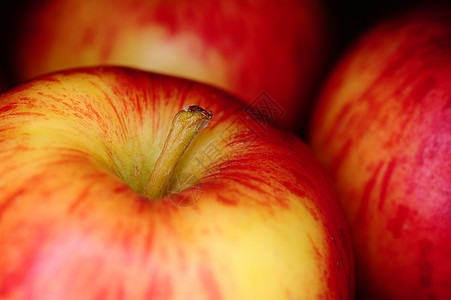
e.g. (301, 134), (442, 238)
(324, 0), (423, 55)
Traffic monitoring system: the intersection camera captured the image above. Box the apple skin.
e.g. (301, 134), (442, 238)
(9, 0), (330, 131)
(309, 4), (451, 300)
(0, 67), (354, 299)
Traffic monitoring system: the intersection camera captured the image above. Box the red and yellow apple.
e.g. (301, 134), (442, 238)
(0, 67), (354, 299)
(309, 4), (451, 300)
(9, 0), (330, 130)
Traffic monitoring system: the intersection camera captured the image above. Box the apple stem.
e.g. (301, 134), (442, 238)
(144, 105), (212, 200)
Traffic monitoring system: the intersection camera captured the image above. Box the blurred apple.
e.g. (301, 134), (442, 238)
(309, 4), (451, 300)
(9, 0), (331, 130)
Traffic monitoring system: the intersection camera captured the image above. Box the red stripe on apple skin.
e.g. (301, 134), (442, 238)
(66, 186), (96, 214)
(0, 104), (18, 114)
(319, 102), (353, 152)
(0, 188), (26, 221)
(328, 140), (351, 180)
(215, 194), (238, 206)
(410, 76), (437, 103)
(326, 226), (353, 295)
(143, 272), (174, 300)
(7, 112), (47, 117)
(198, 265), (223, 300)
(99, 26), (118, 62)
(308, 234), (323, 259)
(354, 162), (384, 225)
(378, 158), (397, 211)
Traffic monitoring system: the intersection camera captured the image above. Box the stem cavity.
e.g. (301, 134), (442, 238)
(144, 105), (213, 200)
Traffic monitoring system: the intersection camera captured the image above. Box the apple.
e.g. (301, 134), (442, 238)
(309, 4), (451, 300)
(0, 66), (354, 299)
(8, 0), (330, 131)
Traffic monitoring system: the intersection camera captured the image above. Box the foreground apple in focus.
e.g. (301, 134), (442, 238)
(9, 0), (330, 130)
(0, 67), (353, 299)
(309, 4), (451, 300)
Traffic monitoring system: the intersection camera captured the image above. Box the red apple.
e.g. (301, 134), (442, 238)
(9, 0), (330, 131)
(0, 66), (354, 299)
(309, 4), (451, 300)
